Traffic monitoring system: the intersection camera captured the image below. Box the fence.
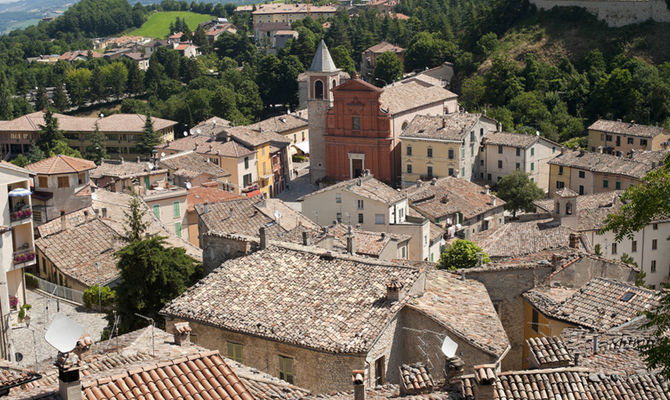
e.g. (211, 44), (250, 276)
(32, 275), (84, 305)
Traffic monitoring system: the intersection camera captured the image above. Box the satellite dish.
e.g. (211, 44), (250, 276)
(441, 335), (458, 358)
(183, 131), (188, 136)
(274, 210), (282, 220)
(45, 313), (84, 353)
(185, 182), (192, 189)
(196, 128), (201, 134)
(14, 353), (23, 362)
(146, 162), (154, 170)
(161, 152), (166, 158)
(189, 129), (194, 135)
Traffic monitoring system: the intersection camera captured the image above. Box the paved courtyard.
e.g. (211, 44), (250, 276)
(10, 289), (107, 370)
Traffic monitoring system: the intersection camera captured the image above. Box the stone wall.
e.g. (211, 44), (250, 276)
(550, 256), (637, 288)
(530, 0), (670, 27)
(200, 233), (255, 273)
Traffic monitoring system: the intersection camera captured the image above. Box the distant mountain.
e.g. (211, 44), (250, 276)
(0, 0), (73, 33)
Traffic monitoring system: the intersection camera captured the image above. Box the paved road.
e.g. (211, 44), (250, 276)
(10, 289), (107, 371)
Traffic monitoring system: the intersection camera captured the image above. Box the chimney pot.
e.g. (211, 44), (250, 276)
(473, 364), (496, 400)
(101, 208), (107, 218)
(60, 211), (67, 232)
(386, 279), (403, 302)
(484, 185), (490, 195)
(259, 226), (267, 249)
(173, 322), (191, 346)
(346, 232), (355, 255)
(302, 230), (310, 246)
(352, 370), (365, 400)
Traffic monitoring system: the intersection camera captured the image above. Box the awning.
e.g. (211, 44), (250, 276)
(293, 140), (309, 155)
(245, 190), (262, 198)
(8, 188), (31, 197)
(32, 191), (53, 201)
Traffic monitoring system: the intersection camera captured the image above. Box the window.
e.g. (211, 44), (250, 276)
(632, 240), (637, 252)
(401, 246), (406, 258)
(175, 222), (181, 238)
(57, 176), (69, 188)
(314, 80), (324, 99)
(530, 162), (535, 171)
(462, 167), (465, 177)
(244, 157), (249, 169)
(556, 181), (565, 189)
(651, 260), (657, 273)
(470, 131), (474, 142)
(153, 205), (160, 218)
(653, 223), (658, 230)
(579, 185), (584, 195)
(173, 201), (180, 217)
(611, 242), (617, 255)
(427, 147), (433, 158)
(144, 176), (150, 189)
(374, 356), (385, 386)
(480, 159), (484, 166)
(375, 214), (385, 224)
(627, 137), (634, 145)
(335, 193), (341, 204)
(530, 147), (534, 156)
(487, 173), (491, 181)
(243, 174), (252, 187)
(558, 166), (564, 175)
(336, 212), (342, 223)
(603, 179), (609, 188)
(293, 134), (296, 143)
(406, 164), (412, 173)
(516, 162), (520, 170)
(278, 356), (294, 384)
(357, 200), (364, 210)
(615, 181), (621, 190)
(302, 132), (305, 141)
(352, 116), (361, 130)
(449, 168), (454, 176)
(498, 145), (503, 154)
(78, 173), (85, 185)
(41, 256), (46, 273)
(516, 148), (520, 157)
(38, 176), (48, 188)
(406, 145), (412, 156)
(652, 239), (658, 250)
(640, 139), (648, 146)
(358, 213), (364, 224)
(531, 309), (539, 333)
(227, 342), (243, 363)
(552, 147), (556, 153)
(427, 166), (433, 177)
(578, 171), (585, 178)
(606, 134), (612, 141)
(448, 149), (454, 160)
(498, 160), (503, 169)
(480, 128), (484, 137)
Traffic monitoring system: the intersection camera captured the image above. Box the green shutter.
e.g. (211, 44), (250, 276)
(144, 176), (150, 189)
(153, 205), (160, 218)
(175, 222), (181, 238)
(173, 201), (180, 217)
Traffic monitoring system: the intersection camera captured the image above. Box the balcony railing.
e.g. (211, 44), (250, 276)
(13, 249), (36, 265)
(10, 208), (32, 222)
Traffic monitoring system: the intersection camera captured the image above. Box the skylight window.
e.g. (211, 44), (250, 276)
(620, 292), (635, 302)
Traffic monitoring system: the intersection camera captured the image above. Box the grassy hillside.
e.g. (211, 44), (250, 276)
(128, 11), (214, 38)
(479, 8), (670, 72)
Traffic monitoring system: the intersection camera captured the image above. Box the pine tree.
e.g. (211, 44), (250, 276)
(90, 68), (106, 102)
(85, 122), (107, 164)
(35, 86), (49, 110)
(121, 192), (149, 242)
(135, 114), (161, 155)
(52, 83), (69, 111)
(126, 64), (144, 94)
(36, 109), (65, 154)
(26, 145), (45, 163)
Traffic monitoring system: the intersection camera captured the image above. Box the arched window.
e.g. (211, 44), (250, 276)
(566, 202), (572, 215)
(332, 79), (337, 89)
(314, 80), (324, 99)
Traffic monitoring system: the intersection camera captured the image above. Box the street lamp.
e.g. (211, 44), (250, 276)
(95, 262), (101, 312)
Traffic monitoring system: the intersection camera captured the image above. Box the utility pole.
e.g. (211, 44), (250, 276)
(134, 313), (155, 357)
(95, 262), (101, 311)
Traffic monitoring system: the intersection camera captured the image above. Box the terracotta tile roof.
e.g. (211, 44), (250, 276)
(562, 327), (654, 374)
(629, 149), (670, 166)
(405, 177), (504, 221)
(246, 113), (308, 135)
(388, 12), (410, 20)
(588, 119), (668, 138)
(460, 367), (670, 400)
(160, 243), (421, 353)
(400, 113), (482, 141)
(318, 224), (411, 257)
(123, 52), (149, 61)
(58, 50), (103, 61)
(35, 218), (123, 287)
(308, 384), (453, 400)
(192, 117), (232, 136)
(523, 277), (662, 331)
(26, 155), (96, 175)
(299, 173), (405, 204)
(187, 187), (245, 212)
(158, 151), (231, 179)
(90, 159), (166, 179)
(535, 191), (624, 231)
(548, 150), (654, 178)
(526, 336), (573, 366)
(157, 135), (255, 158)
(399, 363), (435, 395)
(0, 112), (176, 134)
(251, 3), (337, 14)
(380, 81), (456, 115)
(407, 270), (510, 357)
(470, 218), (578, 258)
(224, 359), (310, 400)
(96, 113), (176, 133)
(0, 360), (41, 392)
(219, 126), (291, 148)
(483, 131), (543, 148)
(364, 41), (404, 54)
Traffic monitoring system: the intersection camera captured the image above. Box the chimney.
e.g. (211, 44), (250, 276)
(431, 178), (437, 186)
(496, 122), (502, 132)
(560, 146), (566, 155)
(173, 322), (191, 346)
(484, 185), (490, 195)
(346, 227), (355, 255)
(386, 279), (403, 302)
(60, 211), (67, 232)
(491, 197), (496, 207)
(597, 146), (603, 154)
(593, 335), (598, 354)
(416, 179), (422, 188)
(352, 370), (365, 400)
(56, 352), (81, 400)
(83, 210), (89, 223)
(444, 356), (465, 385)
(101, 208), (107, 218)
(473, 364), (496, 400)
(302, 230), (310, 246)
(568, 233), (580, 249)
(259, 226), (267, 249)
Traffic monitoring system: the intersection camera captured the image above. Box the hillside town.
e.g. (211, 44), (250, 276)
(0, 0), (669, 399)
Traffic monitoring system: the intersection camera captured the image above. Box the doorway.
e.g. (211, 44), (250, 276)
(352, 159), (363, 178)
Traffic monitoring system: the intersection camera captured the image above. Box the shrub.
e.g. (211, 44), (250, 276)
(292, 154), (306, 162)
(83, 285), (116, 309)
(25, 273), (38, 289)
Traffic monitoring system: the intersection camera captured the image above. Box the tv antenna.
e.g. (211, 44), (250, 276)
(45, 313), (84, 354)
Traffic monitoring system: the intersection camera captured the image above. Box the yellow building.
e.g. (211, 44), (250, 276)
(521, 277), (661, 368)
(249, 3), (337, 30)
(547, 149), (655, 197)
(588, 119), (670, 155)
(247, 113), (309, 161)
(0, 111), (176, 159)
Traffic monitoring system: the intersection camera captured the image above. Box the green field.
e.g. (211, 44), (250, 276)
(128, 11), (214, 39)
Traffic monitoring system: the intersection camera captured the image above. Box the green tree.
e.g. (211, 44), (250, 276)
(114, 236), (202, 333)
(11, 154), (29, 167)
(52, 83), (69, 111)
(330, 45), (355, 76)
(135, 114), (161, 155)
(373, 51), (403, 87)
(192, 25), (208, 51)
(85, 122), (107, 164)
(438, 239), (491, 270)
(121, 192), (149, 243)
(26, 145), (45, 164)
(90, 67), (106, 102)
(461, 76), (486, 109)
(34, 86), (49, 110)
(36, 109), (65, 154)
(64, 68), (92, 107)
(127, 64), (144, 95)
(601, 154), (670, 378)
(496, 170), (545, 218)
(50, 140), (82, 157)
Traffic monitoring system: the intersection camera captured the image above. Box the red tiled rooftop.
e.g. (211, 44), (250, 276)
(25, 155), (96, 175)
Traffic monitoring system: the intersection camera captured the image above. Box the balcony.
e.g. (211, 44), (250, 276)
(12, 248), (36, 269)
(9, 208), (32, 224)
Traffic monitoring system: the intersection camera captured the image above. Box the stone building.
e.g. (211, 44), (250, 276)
(360, 41), (405, 82)
(25, 155), (95, 225)
(588, 119), (670, 155)
(247, 113), (309, 164)
(90, 159), (168, 192)
(185, 186), (245, 247)
(480, 131), (560, 192)
(161, 241), (509, 393)
(404, 177), (505, 240)
(157, 150), (231, 189)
